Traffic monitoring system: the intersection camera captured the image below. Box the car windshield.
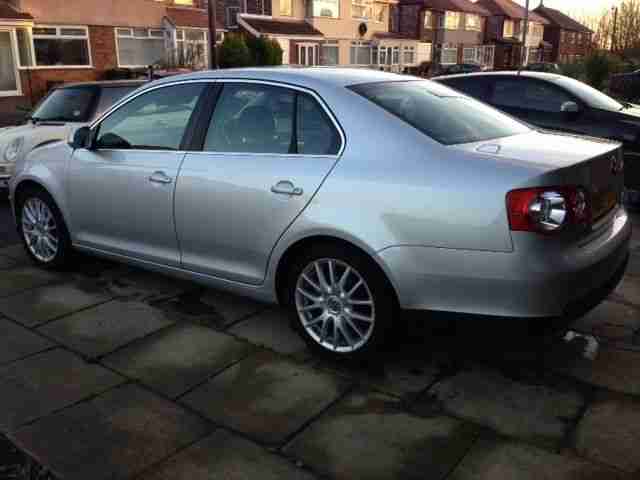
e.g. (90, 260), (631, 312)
(351, 80), (530, 145)
(31, 87), (98, 122)
(554, 76), (624, 112)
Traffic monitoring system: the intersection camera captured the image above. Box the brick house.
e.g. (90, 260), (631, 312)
(234, 0), (432, 69)
(533, 1), (592, 64)
(393, 0), (494, 69)
(0, 0), (225, 118)
(475, 0), (549, 69)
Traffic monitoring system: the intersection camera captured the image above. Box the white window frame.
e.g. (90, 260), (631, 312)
(175, 27), (209, 69)
(115, 27), (166, 69)
(503, 19), (514, 38)
(465, 14), (481, 32)
(30, 24), (93, 69)
(403, 45), (415, 65)
(350, 40), (372, 65)
(440, 46), (457, 65)
(280, 0), (293, 16)
(0, 27), (22, 96)
(423, 10), (433, 29)
(351, 0), (373, 20)
(227, 6), (241, 27)
(320, 40), (339, 65)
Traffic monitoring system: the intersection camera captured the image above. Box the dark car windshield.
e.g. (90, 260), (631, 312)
(31, 87), (98, 122)
(351, 80), (530, 145)
(554, 76), (624, 112)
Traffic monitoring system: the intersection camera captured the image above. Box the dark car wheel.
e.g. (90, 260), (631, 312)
(16, 187), (72, 269)
(284, 243), (397, 361)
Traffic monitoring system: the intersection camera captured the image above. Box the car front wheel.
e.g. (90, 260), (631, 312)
(17, 187), (71, 269)
(286, 243), (396, 360)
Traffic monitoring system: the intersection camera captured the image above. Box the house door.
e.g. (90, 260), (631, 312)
(298, 44), (318, 66)
(0, 30), (20, 96)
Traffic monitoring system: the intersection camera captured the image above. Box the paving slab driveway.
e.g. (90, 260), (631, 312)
(0, 213), (638, 479)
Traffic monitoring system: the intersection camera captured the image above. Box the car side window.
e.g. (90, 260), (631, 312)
(491, 79), (574, 113)
(94, 86), (137, 118)
(297, 93), (340, 155)
(204, 83), (295, 154)
(94, 83), (205, 151)
(441, 78), (489, 101)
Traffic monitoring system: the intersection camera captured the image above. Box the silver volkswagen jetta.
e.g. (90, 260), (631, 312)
(9, 68), (631, 359)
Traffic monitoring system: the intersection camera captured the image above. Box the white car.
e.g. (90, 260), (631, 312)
(0, 80), (144, 189)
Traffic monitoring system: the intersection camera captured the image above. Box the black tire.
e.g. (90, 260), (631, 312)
(16, 187), (72, 270)
(283, 242), (397, 361)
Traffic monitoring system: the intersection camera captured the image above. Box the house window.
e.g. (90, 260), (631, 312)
(0, 31), (20, 95)
(393, 46), (400, 64)
(423, 11), (433, 29)
(280, 0), (293, 16)
(173, 0), (195, 5)
(444, 11), (460, 30)
(321, 40), (339, 65)
(32, 25), (91, 67)
(403, 46), (415, 64)
(352, 0), (373, 20)
(465, 14), (481, 32)
(441, 47), (457, 64)
(463, 47), (476, 63)
(529, 22), (543, 37)
(308, 0), (340, 18)
(16, 28), (34, 67)
(503, 19), (514, 38)
(176, 28), (208, 69)
(374, 4), (386, 22)
(227, 7), (241, 27)
(350, 41), (371, 64)
(116, 28), (165, 68)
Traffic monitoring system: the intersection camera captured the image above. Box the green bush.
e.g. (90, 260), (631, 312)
(584, 52), (620, 90)
(560, 62), (586, 80)
(218, 34), (251, 69)
(246, 36), (283, 66)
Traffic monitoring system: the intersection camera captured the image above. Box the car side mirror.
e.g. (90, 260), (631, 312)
(560, 101), (580, 114)
(68, 126), (93, 150)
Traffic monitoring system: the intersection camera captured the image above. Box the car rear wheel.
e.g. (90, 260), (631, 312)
(285, 243), (396, 360)
(17, 187), (71, 269)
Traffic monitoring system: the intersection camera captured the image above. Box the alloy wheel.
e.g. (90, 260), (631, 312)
(295, 258), (376, 352)
(21, 197), (59, 263)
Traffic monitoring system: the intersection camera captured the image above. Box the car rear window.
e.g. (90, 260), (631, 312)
(350, 80), (530, 145)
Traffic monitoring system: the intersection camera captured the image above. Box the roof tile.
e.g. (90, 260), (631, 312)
(533, 5), (592, 33)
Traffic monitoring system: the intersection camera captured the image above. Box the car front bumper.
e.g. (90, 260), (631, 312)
(378, 207), (631, 318)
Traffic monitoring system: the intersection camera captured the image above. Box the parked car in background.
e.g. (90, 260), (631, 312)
(434, 71), (640, 205)
(0, 80), (145, 190)
(437, 63), (486, 76)
(9, 68), (630, 360)
(610, 69), (640, 103)
(523, 62), (561, 73)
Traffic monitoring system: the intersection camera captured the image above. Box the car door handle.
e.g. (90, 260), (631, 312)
(271, 180), (303, 196)
(148, 171), (172, 184)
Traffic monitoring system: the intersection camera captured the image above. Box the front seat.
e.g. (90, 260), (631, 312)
(233, 106), (279, 153)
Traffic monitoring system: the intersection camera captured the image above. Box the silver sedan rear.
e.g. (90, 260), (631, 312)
(9, 68), (631, 360)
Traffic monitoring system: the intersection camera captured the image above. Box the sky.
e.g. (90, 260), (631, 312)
(513, 0), (620, 16)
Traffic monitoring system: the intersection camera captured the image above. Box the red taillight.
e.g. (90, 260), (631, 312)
(506, 186), (591, 233)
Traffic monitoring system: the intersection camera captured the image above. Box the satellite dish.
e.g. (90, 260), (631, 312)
(359, 22), (367, 36)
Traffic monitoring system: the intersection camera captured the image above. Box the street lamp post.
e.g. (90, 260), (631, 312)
(520, 0), (530, 69)
(208, 0), (218, 69)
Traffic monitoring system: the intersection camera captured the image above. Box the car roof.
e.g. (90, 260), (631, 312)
(434, 71), (566, 82)
(148, 67), (411, 91)
(57, 80), (147, 90)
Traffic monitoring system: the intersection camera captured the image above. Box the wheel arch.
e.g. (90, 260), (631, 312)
(273, 234), (401, 309)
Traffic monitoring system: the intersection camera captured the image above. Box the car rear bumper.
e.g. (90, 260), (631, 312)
(378, 207), (631, 318)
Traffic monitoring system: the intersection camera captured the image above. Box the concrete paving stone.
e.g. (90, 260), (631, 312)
(0, 349), (123, 431)
(0, 283), (113, 328)
(0, 316), (53, 365)
(0, 244), (30, 262)
(0, 255), (17, 270)
(103, 323), (252, 398)
(449, 437), (628, 480)
(229, 309), (311, 360)
(39, 300), (175, 358)
(284, 389), (479, 480)
(139, 429), (316, 480)
(571, 301), (640, 336)
(182, 350), (350, 445)
(12, 383), (211, 480)
(0, 267), (62, 298)
(420, 368), (585, 449)
(200, 288), (267, 326)
(104, 268), (196, 301)
(574, 392), (640, 474)
(552, 343), (640, 396)
(611, 276), (640, 308)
